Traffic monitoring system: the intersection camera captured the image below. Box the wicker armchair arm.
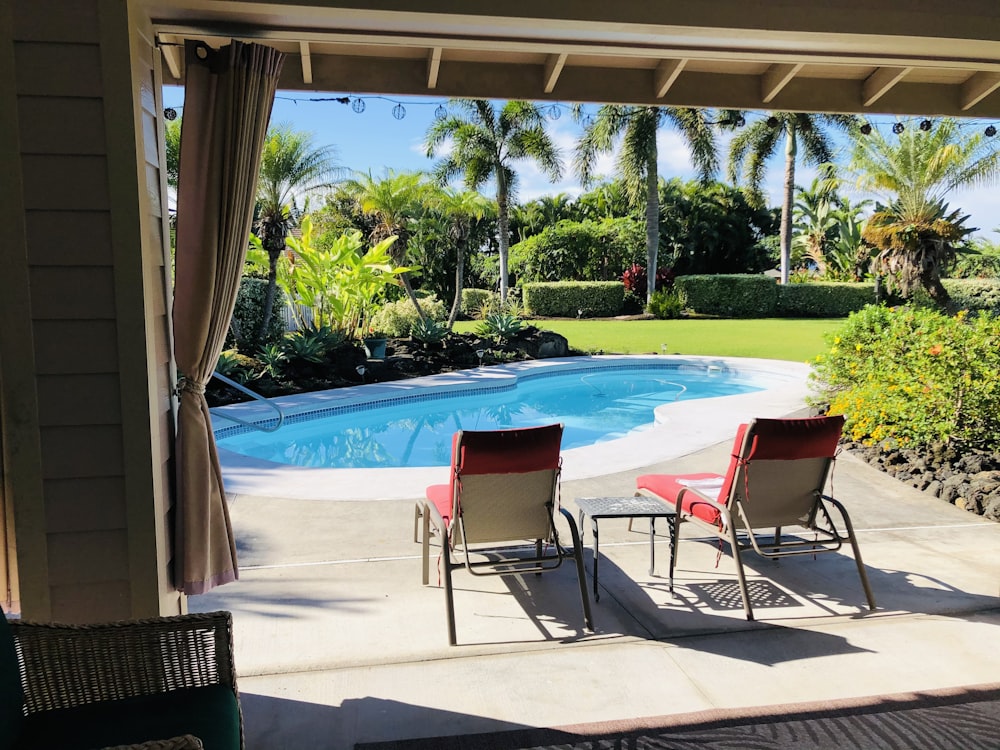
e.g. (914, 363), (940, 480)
(10, 611), (235, 715)
(103, 735), (205, 750)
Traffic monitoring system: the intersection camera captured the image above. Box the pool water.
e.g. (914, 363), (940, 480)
(217, 366), (763, 469)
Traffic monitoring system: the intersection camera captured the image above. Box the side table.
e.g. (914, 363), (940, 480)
(575, 495), (677, 602)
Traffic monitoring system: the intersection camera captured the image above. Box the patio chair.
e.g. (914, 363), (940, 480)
(2, 608), (242, 750)
(636, 415), (876, 621)
(420, 424), (593, 645)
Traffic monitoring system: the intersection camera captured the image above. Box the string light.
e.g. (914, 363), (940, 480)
(860, 122), (872, 134)
(987, 125), (997, 137)
(892, 122), (905, 134)
(391, 103), (406, 120)
(919, 119), (933, 131)
(434, 103), (448, 120)
(351, 98), (366, 114)
(164, 107), (178, 121)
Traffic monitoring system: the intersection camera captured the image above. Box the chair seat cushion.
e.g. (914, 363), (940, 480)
(16, 684), (240, 750)
(425, 484), (453, 529)
(636, 472), (726, 526)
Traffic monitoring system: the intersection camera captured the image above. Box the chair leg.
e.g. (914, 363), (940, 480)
(421, 504), (431, 586)
(560, 507), (594, 631)
(827, 497), (877, 611)
(413, 502), (422, 544)
(725, 519), (755, 621)
(442, 545), (457, 646)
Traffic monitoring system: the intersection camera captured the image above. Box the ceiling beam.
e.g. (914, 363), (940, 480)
(760, 62), (802, 104)
(427, 47), (442, 89)
(863, 66), (912, 106)
(159, 40), (182, 81)
(299, 41), (313, 84)
(653, 58), (686, 98)
(543, 53), (567, 94)
(961, 71), (1000, 111)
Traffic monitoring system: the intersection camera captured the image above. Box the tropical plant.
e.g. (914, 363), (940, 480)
(410, 317), (448, 344)
(164, 117), (181, 191)
(254, 124), (340, 341)
(340, 169), (431, 323)
(429, 188), (494, 328)
(849, 118), (1000, 305)
(275, 215), (410, 338)
(425, 99), (563, 303)
(476, 311), (524, 341)
(574, 105), (720, 302)
(728, 113), (858, 283)
(791, 175), (871, 280)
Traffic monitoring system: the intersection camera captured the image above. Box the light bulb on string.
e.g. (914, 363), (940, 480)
(547, 104), (562, 120)
(351, 98), (366, 114)
(860, 123), (872, 135)
(892, 122), (905, 134)
(434, 103), (448, 120)
(919, 119), (932, 131)
(986, 125), (997, 137)
(164, 108), (177, 121)
(392, 103), (406, 120)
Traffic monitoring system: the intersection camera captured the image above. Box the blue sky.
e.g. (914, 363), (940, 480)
(164, 88), (998, 239)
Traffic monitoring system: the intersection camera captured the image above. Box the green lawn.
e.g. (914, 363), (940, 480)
(455, 318), (844, 362)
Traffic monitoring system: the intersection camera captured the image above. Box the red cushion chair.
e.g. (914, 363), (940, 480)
(636, 416), (875, 621)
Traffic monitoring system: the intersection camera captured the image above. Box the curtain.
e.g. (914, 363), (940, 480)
(173, 40), (284, 594)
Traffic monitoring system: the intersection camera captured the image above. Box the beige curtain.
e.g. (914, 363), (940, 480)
(173, 40), (284, 594)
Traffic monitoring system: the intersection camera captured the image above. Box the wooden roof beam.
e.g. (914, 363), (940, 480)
(961, 71), (1000, 110)
(653, 58), (686, 99)
(427, 47), (442, 89)
(299, 41), (313, 84)
(761, 63), (803, 103)
(543, 53), (567, 94)
(863, 66), (912, 106)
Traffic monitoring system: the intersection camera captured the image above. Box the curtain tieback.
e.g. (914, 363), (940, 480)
(176, 377), (207, 397)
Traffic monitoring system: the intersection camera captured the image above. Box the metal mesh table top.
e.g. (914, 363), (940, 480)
(575, 496), (675, 518)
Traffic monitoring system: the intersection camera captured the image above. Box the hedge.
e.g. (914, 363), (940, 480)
(942, 278), (1000, 312)
(674, 274), (778, 318)
(522, 281), (625, 318)
(776, 282), (876, 317)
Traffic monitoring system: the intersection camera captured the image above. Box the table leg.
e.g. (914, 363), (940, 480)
(590, 516), (600, 603)
(649, 516), (656, 575)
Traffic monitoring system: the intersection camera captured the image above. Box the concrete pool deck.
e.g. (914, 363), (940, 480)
(192, 428), (1000, 749)
(212, 356), (813, 500)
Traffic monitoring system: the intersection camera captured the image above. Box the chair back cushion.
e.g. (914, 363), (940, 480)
(727, 416), (845, 529)
(449, 424), (563, 543)
(1, 609), (24, 749)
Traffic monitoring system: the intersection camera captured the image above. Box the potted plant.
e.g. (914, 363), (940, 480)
(362, 328), (388, 359)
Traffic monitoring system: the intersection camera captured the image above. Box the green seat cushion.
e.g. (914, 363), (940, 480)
(0, 610), (25, 750)
(16, 684), (240, 750)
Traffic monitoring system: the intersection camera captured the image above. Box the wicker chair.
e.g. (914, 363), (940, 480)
(2, 609), (241, 750)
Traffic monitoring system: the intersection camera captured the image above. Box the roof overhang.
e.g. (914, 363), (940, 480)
(144, 0), (1000, 118)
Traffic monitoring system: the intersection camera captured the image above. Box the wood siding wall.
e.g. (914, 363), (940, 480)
(1, 0), (180, 622)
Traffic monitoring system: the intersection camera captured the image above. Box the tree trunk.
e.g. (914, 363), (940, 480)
(258, 246), (281, 342)
(447, 238), (465, 329)
(497, 186), (510, 304)
(779, 123), (797, 285)
(399, 272), (428, 325)
(645, 146), (660, 304)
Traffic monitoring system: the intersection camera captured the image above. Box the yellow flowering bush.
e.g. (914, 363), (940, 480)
(811, 305), (1000, 450)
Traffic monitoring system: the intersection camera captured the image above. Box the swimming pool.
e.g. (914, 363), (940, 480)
(217, 364), (763, 469)
(213, 356), (812, 500)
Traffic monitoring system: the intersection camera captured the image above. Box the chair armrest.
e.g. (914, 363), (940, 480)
(10, 611), (236, 716)
(104, 735), (205, 750)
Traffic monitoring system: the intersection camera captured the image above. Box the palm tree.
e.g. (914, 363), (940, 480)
(425, 100), (563, 303)
(574, 105), (719, 302)
(429, 188), (494, 328)
(728, 113), (857, 284)
(255, 123), (340, 341)
(849, 118), (1000, 304)
(341, 169), (431, 323)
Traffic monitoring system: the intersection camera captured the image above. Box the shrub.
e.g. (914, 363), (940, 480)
(647, 289), (684, 319)
(460, 288), (494, 319)
(509, 217), (644, 283)
(811, 304), (1000, 451)
(476, 312), (523, 341)
(621, 264), (674, 296)
(776, 282), (876, 317)
(942, 279), (1000, 312)
(674, 274), (778, 318)
(226, 276), (287, 353)
(370, 295), (447, 336)
(411, 317), (448, 344)
(522, 281), (624, 317)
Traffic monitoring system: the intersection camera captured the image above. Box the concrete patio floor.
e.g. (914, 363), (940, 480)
(191, 436), (1000, 749)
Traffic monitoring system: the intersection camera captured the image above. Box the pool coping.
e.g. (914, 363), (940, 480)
(213, 355), (815, 501)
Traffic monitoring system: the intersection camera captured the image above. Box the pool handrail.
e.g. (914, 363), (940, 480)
(210, 371), (284, 433)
